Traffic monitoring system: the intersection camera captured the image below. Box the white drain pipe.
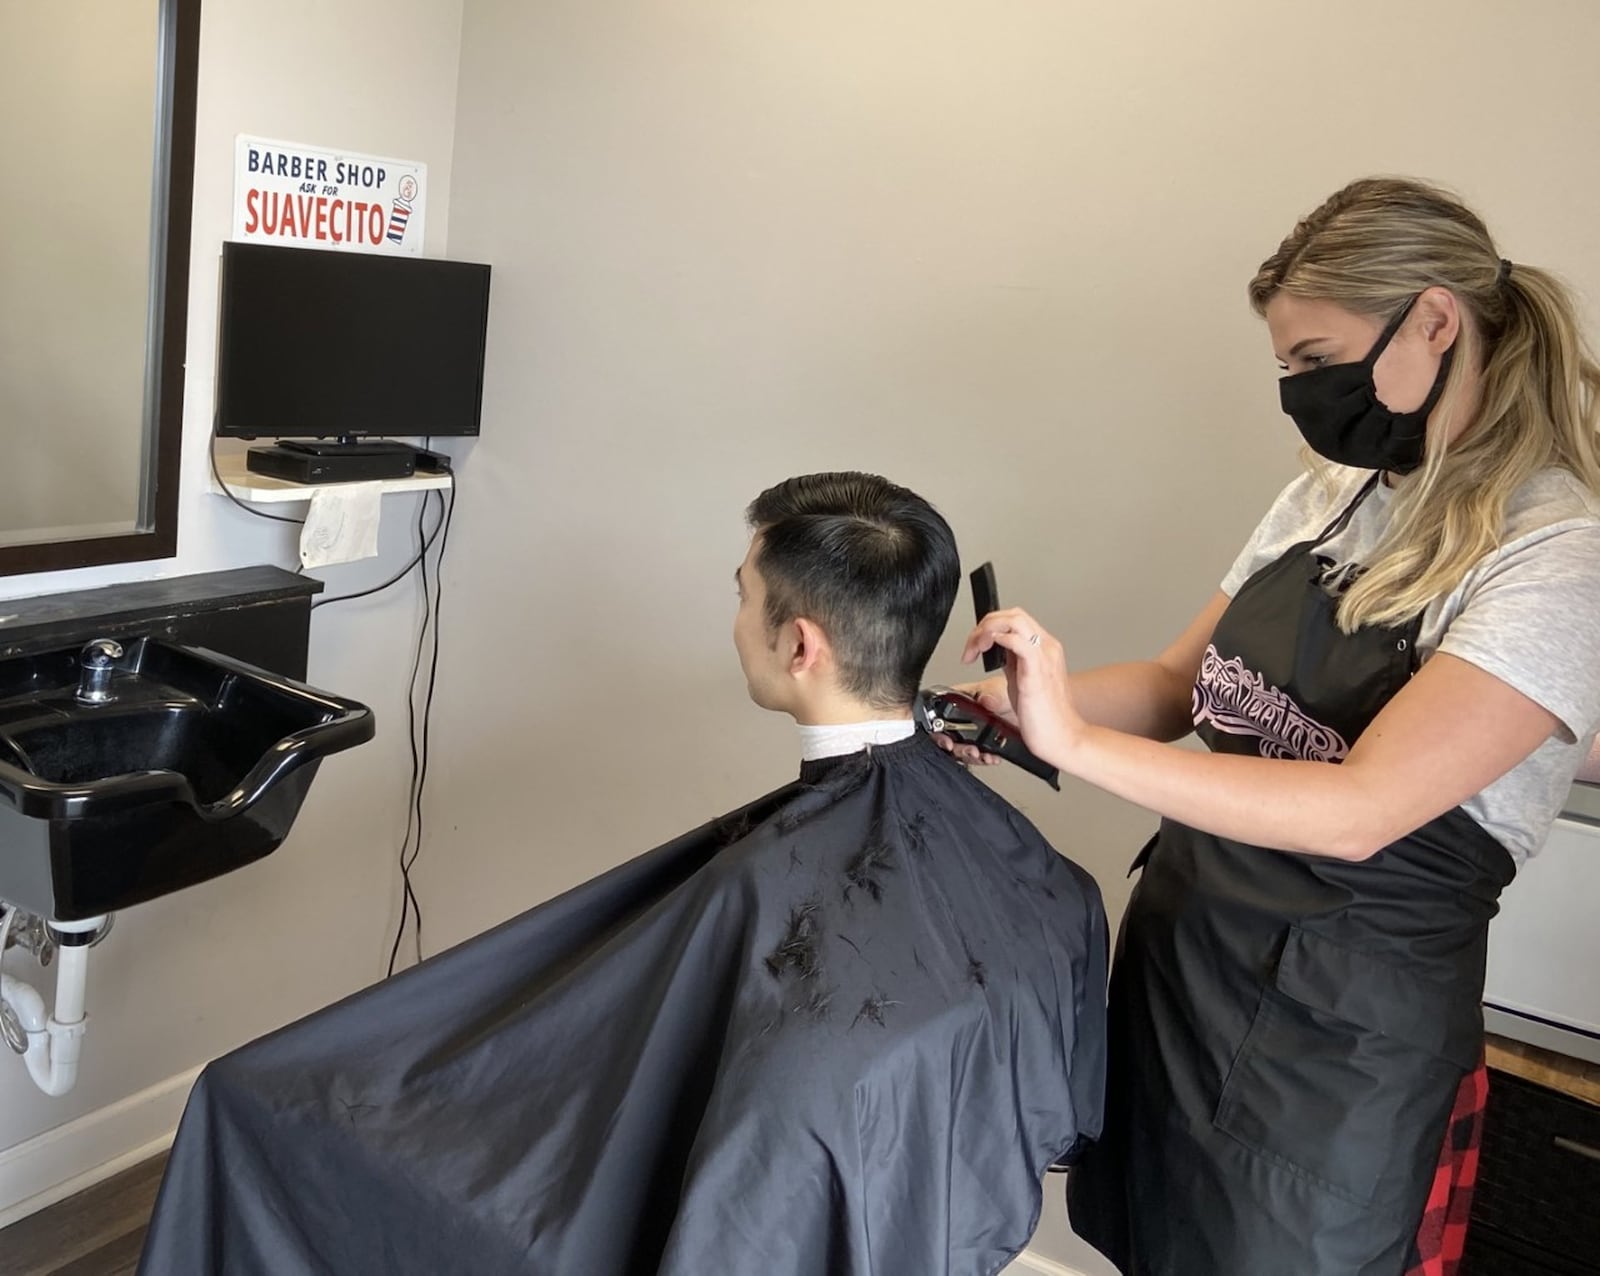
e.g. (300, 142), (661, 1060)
(0, 914), (105, 1097)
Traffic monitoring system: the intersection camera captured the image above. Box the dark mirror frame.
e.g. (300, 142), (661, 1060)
(0, 0), (201, 578)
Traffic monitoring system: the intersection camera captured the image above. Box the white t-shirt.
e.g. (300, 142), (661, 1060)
(1220, 464), (1600, 865)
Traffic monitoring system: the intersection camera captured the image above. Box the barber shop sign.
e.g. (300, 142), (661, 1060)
(232, 135), (426, 256)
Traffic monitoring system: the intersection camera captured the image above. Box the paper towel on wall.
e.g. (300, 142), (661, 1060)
(300, 483), (383, 569)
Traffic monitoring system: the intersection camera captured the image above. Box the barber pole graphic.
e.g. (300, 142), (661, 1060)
(387, 174), (418, 246)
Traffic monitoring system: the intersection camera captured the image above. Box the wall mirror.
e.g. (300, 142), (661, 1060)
(0, 0), (200, 576)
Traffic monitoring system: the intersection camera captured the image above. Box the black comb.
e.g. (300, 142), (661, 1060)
(970, 562), (1004, 674)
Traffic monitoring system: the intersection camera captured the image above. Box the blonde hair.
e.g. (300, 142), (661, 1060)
(1249, 177), (1600, 632)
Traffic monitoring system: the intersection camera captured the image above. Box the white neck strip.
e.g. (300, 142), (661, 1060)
(797, 719), (916, 762)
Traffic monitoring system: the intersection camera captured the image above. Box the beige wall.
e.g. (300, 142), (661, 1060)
(438, 2), (1600, 1268)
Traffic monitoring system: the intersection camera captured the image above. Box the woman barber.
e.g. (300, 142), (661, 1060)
(949, 178), (1600, 1275)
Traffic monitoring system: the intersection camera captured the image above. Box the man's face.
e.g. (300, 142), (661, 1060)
(733, 537), (790, 712)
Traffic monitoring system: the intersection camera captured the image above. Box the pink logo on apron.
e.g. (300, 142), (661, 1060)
(1191, 644), (1350, 762)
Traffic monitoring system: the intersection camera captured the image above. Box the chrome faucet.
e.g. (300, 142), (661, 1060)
(76, 639), (124, 705)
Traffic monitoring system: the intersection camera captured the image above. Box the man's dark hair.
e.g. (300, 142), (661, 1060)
(746, 472), (960, 709)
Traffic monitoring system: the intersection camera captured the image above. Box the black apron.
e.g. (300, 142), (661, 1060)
(1067, 477), (1517, 1276)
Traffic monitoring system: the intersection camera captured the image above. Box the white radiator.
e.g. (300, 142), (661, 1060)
(1484, 809), (1600, 1065)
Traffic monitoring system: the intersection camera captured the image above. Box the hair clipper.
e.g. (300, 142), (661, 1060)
(916, 688), (1061, 789)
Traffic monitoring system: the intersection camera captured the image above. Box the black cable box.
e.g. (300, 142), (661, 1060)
(247, 442), (417, 484)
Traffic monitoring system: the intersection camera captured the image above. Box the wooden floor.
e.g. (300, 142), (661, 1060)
(0, 1154), (167, 1276)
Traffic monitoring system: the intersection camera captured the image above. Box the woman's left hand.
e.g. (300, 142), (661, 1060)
(961, 608), (1084, 771)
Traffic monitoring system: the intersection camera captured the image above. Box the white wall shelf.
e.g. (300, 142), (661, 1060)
(208, 451), (450, 503)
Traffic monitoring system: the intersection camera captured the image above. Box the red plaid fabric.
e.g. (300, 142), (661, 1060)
(1404, 1061), (1489, 1276)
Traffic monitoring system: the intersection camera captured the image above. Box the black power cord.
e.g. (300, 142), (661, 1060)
(313, 489), (444, 610)
(386, 470), (456, 977)
(209, 433), (306, 526)
(216, 433), (455, 976)
(389, 490), (434, 974)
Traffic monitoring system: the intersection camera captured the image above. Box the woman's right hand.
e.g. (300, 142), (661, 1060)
(931, 673), (1016, 767)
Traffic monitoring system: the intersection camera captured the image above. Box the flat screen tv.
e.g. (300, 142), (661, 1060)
(215, 241), (491, 441)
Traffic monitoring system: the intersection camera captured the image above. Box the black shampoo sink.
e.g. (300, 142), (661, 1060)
(0, 638), (373, 920)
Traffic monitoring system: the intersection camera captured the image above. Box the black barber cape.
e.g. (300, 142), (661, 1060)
(140, 733), (1107, 1276)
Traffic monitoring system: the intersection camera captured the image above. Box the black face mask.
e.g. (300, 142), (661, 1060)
(1278, 295), (1455, 474)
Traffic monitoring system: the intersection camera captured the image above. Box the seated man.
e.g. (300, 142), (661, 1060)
(140, 473), (1107, 1276)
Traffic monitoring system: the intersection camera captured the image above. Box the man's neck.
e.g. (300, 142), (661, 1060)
(791, 691), (913, 728)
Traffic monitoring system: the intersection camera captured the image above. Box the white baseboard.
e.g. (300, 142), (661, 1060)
(1005, 1250), (1093, 1276)
(0, 1064), (200, 1229)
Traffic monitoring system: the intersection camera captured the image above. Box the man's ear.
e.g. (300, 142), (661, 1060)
(789, 617), (831, 677)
